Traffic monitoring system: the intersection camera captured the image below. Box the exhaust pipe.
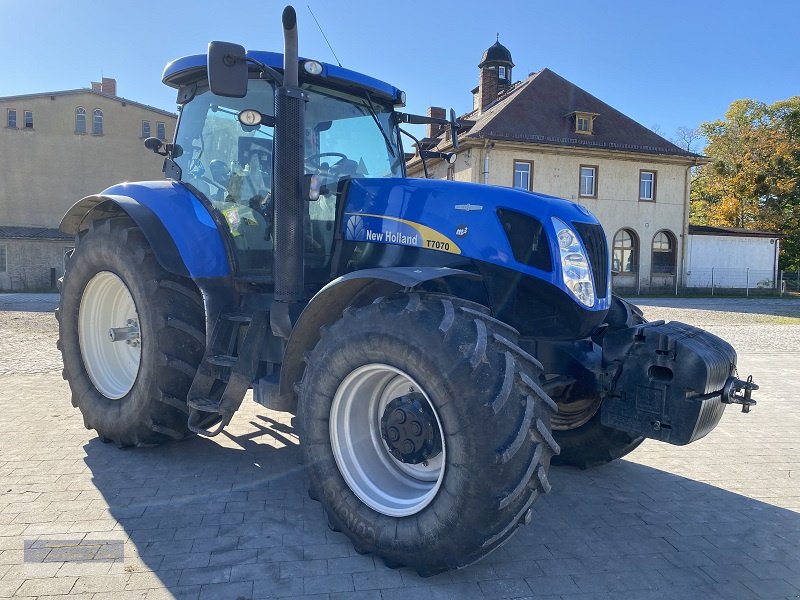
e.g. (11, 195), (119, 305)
(272, 5), (305, 320)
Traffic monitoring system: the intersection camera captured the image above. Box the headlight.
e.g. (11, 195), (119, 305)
(552, 217), (595, 307)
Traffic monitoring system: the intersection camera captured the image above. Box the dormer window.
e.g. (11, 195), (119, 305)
(566, 111), (598, 135)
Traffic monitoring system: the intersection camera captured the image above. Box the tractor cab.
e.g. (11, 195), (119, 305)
(163, 51), (405, 282)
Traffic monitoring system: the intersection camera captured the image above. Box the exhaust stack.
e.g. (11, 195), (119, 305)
(272, 5), (306, 322)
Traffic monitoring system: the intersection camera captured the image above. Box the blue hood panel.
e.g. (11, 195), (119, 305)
(102, 181), (230, 278)
(342, 178), (610, 311)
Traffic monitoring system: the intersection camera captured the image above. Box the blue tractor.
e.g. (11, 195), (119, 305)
(56, 7), (757, 575)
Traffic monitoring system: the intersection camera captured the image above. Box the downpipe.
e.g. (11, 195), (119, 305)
(271, 5), (307, 337)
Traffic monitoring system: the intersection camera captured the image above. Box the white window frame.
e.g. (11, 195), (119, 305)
(156, 121), (166, 140)
(513, 160), (532, 191)
(498, 66), (507, 79)
(7, 108), (16, 128)
(142, 120), (151, 139)
(75, 107), (86, 134)
(579, 165), (597, 198)
(93, 109), (103, 135)
(639, 170), (656, 201)
(612, 229), (638, 274)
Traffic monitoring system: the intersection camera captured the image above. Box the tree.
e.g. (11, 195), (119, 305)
(691, 97), (800, 269)
(673, 126), (703, 154)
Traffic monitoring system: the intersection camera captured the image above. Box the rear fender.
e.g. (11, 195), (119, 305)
(274, 267), (481, 412)
(59, 181), (231, 279)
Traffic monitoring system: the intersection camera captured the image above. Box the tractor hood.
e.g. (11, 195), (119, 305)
(341, 177), (611, 311)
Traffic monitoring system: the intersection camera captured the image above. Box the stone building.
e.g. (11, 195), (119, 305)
(0, 79), (176, 291)
(407, 41), (705, 293)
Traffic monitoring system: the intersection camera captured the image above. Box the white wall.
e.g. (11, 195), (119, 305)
(685, 235), (779, 288)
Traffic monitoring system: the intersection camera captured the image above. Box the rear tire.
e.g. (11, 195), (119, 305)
(299, 293), (559, 575)
(551, 296), (645, 469)
(57, 216), (205, 447)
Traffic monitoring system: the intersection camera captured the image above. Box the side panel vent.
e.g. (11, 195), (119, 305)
(496, 209), (552, 272)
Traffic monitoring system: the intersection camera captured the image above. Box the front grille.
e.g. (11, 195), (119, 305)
(573, 222), (608, 296)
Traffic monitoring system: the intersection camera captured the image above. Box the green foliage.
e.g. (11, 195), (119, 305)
(691, 97), (800, 269)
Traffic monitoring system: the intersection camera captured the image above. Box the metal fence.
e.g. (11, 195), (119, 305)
(613, 268), (798, 297)
(782, 271), (800, 295)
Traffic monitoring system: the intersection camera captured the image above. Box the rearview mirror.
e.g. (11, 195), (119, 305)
(450, 108), (459, 151)
(207, 41), (248, 98)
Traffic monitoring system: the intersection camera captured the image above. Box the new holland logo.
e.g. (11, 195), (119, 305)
(345, 215), (366, 241)
(455, 225), (468, 238)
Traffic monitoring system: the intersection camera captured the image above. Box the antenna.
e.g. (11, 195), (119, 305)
(307, 5), (342, 67)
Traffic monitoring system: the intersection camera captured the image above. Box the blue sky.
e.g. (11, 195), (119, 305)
(4, 0), (798, 147)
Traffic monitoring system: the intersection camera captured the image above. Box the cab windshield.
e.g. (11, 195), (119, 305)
(172, 78), (402, 274)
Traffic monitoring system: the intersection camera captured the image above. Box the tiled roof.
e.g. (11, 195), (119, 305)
(0, 226), (72, 241)
(688, 225), (783, 238)
(0, 89), (176, 119)
(445, 68), (702, 159)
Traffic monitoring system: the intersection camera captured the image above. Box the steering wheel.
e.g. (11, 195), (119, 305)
(305, 152), (348, 171)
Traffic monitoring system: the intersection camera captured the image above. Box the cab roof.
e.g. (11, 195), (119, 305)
(161, 51), (403, 105)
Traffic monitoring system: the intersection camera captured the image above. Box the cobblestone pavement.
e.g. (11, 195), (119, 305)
(0, 296), (798, 599)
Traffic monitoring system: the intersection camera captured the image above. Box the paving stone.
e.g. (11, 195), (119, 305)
(2, 299), (799, 599)
(198, 580), (254, 600)
(302, 573), (354, 595)
(14, 576), (76, 596)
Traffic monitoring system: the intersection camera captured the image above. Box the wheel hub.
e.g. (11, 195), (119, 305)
(380, 394), (442, 465)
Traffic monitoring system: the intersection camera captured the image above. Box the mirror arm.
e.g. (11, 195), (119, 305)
(399, 128), (429, 179)
(245, 57), (285, 86)
(419, 150), (456, 164)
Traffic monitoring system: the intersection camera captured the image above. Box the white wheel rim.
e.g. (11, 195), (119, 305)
(78, 271), (141, 399)
(329, 364), (446, 517)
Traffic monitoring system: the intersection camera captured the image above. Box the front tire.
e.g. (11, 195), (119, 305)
(57, 216), (205, 447)
(299, 293), (559, 575)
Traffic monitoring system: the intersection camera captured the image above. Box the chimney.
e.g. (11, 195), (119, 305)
(427, 106), (446, 138)
(101, 77), (117, 96)
(91, 78), (117, 96)
(479, 67), (499, 112)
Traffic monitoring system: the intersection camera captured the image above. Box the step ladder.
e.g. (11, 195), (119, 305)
(186, 309), (269, 437)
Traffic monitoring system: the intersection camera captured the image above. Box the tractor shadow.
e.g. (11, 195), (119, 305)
(83, 415), (800, 598)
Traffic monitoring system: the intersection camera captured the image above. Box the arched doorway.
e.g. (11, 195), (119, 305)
(611, 228), (639, 293)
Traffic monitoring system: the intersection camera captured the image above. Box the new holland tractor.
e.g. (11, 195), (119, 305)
(56, 6), (758, 575)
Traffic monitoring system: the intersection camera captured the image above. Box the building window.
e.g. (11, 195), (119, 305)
(24, 110), (33, 129)
(498, 66), (506, 80)
(142, 120), (151, 138)
(579, 165), (597, 198)
(651, 230), (676, 274)
(93, 109), (103, 135)
(75, 107), (86, 134)
(513, 160), (533, 191)
(612, 229), (638, 273)
(7, 109), (16, 128)
(639, 170), (656, 201)
(156, 121), (166, 140)
(570, 111), (597, 135)
(0, 244), (6, 272)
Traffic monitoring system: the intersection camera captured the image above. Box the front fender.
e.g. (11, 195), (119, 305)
(275, 267), (480, 411)
(60, 180), (230, 278)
